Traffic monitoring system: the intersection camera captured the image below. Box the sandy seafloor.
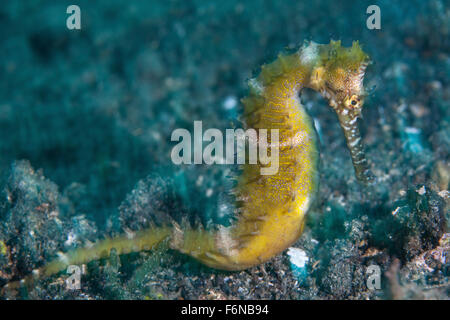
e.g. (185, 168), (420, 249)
(0, 0), (448, 299)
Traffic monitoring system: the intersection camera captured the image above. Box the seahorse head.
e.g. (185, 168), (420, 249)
(308, 40), (370, 119)
(306, 40), (374, 183)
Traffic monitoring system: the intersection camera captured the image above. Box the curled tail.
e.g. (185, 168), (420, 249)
(2, 219), (235, 295)
(43, 226), (173, 276)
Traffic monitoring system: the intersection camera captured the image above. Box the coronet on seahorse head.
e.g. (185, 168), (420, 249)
(306, 40), (370, 120)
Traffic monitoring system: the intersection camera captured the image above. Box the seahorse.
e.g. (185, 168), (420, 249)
(3, 40), (374, 292)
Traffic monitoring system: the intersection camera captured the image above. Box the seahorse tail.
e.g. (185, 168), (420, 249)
(1, 225), (172, 295)
(44, 226), (173, 276)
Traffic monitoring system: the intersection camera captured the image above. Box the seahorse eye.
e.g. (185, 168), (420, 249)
(346, 94), (361, 108)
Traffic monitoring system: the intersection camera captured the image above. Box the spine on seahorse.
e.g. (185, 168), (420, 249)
(3, 40), (374, 292)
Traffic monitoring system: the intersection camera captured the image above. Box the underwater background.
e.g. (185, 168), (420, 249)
(0, 0), (448, 299)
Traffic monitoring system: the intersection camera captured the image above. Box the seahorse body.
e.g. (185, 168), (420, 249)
(4, 40), (373, 290)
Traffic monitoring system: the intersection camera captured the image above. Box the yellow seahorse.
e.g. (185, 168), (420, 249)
(3, 40), (373, 291)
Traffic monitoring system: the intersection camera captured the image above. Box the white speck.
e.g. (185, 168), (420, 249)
(218, 203), (229, 218)
(223, 96), (237, 110)
(311, 239), (319, 245)
(297, 197), (310, 215)
(405, 127), (420, 134)
(151, 130), (161, 141)
(49, 211), (59, 218)
(348, 117), (357, 125)
(392, 207), (400, 216)
(287, 247), (309, 268)
(57, 252), (69, 264)
(417, 185), (426, 195)
(65, 232), (77, 246)
(438, 190), (449, 199)
(206, 188), (213, 197)
(124, 228), (136, 239)
(196, 175), (204, 186)
(300, 42), (318, 65)
(248, 78), (263, 94)
(313, 118), (322, 141)
(349, 137), (361, 147)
